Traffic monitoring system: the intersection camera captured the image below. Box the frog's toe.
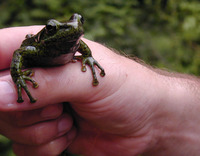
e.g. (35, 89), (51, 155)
(81, 66), (87, 72)
(30, 98), (37, 103)
(17, 97), (24, 103)
(93, 79), (99, 86)
(15, 75), (37, 103)
(22, 75), (38, 88)
(33, 83), (39, 88)
(100, 70), (105, 77)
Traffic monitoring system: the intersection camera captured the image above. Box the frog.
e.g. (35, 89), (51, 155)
(10, 13), (105, 103)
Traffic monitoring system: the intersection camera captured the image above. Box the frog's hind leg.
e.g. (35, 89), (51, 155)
(16, 76), (37, 103)
(11, 47), (39, 103)
(23, 69), (39, 88)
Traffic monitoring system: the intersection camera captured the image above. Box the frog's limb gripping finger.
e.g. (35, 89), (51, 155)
(74, 55), (87, 72)
(16, 77), (36, 103)
(93, 60), (106, 77)
(80, 56), (99, 85)
(90, 65), (99, 86)
(85, 57), (99, 86)
(11, 49), (37, 103)
(18, 76), (37, 103)
(81, 57), (87, 72)
(74, 56), (99, 85)
(22, 75), (39, 88)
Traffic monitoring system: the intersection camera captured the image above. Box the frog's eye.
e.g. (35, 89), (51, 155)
(45, 24), (57, 34)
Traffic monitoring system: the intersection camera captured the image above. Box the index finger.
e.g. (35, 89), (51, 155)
(0, 26), (43, 70)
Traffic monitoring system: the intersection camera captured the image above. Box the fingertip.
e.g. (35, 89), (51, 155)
(12, 130), (77, 156)
(58, 114), (73, 137)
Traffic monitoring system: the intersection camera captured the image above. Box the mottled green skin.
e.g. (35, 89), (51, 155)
(11, 14), (105, 103)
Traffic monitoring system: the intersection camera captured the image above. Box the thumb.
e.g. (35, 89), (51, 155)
(0, 40), (123, 111)
(0, 57), (105, 111)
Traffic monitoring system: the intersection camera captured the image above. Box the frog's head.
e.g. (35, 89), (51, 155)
(44, 14), (84, 42)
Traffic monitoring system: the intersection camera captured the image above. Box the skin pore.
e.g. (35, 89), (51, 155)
(0, 27), (200, 156)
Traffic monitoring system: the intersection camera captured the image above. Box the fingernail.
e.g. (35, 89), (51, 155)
(0, 81), (15, 104)
(58, 116), (72, 135)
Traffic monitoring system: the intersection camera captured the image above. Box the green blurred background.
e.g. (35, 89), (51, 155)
(0, 0), (200, 155)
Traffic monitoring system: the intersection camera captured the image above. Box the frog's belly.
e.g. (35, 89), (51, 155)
(26, 53), (74, 67)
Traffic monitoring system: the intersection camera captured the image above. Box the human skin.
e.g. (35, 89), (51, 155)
(0, 27), (200, 156)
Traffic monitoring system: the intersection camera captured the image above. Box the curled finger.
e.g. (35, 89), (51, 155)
(13, 127), (77, 156)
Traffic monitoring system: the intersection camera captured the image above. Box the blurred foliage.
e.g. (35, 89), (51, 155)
(0, 135), (15, 156)
(0, 0), (200, 155)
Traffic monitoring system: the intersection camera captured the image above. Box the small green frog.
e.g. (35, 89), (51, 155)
(10, 13), (105, 103)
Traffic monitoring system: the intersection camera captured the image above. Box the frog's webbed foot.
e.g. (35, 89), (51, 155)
(16, 69), (38, 103)
(74, 56), (105, 86)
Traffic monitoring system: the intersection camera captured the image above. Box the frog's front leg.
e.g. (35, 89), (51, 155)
(76, 40), (105, 86)
(11, 47), (38, 103)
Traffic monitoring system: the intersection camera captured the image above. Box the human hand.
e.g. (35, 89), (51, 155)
(0, 26), (158, 156)
(1, 26), (200, 156)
